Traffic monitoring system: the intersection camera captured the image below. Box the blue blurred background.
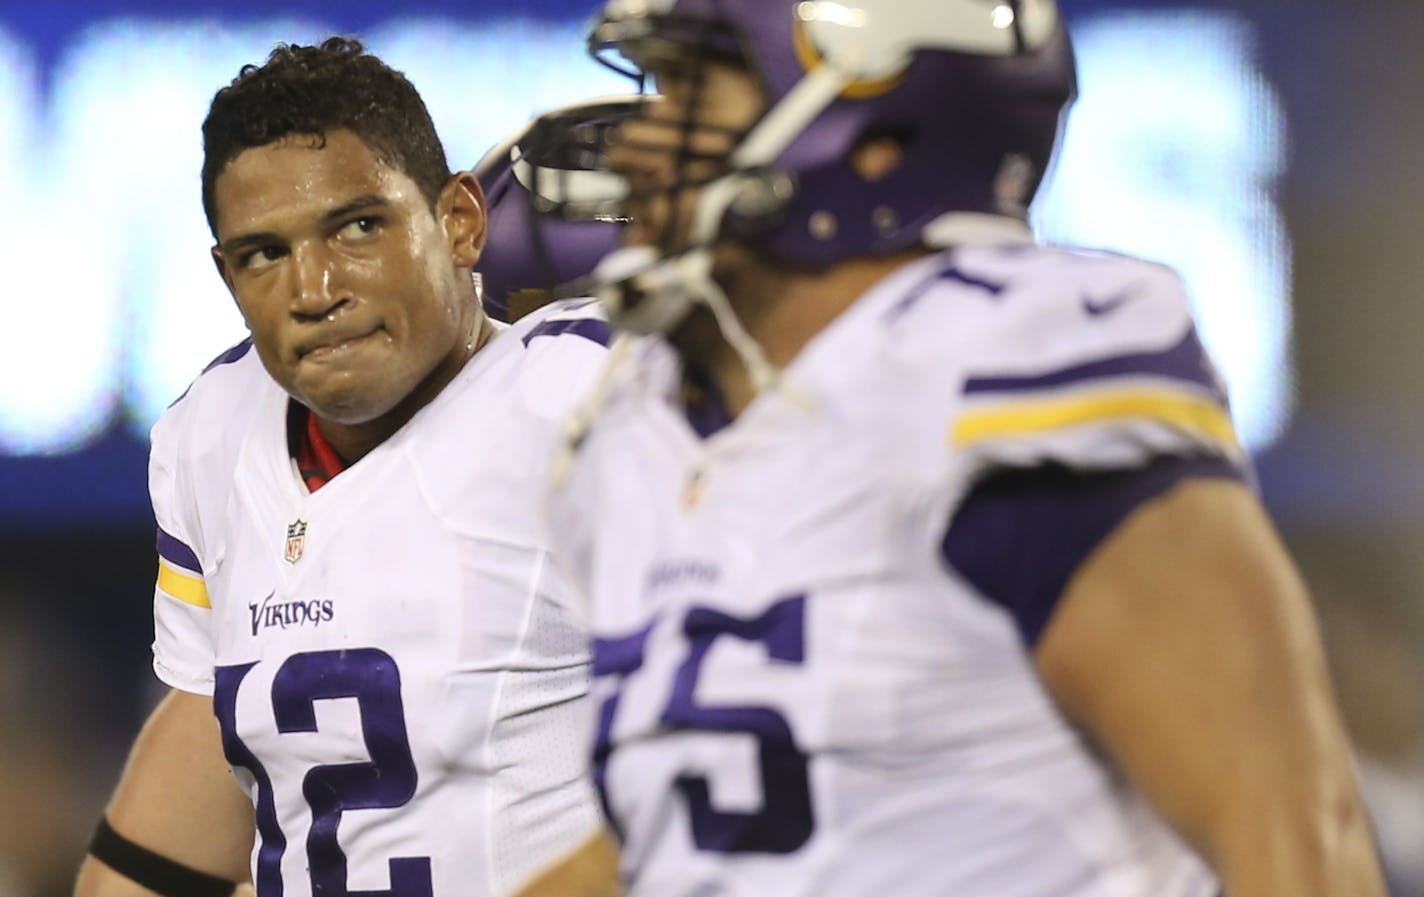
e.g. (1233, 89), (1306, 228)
(1, 1), (1421, 894)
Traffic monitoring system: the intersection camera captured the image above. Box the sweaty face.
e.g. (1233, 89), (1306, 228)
(213, 130), (480, 427)
(610, 53), (765, 254)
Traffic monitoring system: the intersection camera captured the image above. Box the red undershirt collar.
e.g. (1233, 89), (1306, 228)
(294, 405), (347, 493)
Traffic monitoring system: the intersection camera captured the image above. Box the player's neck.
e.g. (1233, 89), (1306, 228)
(314, 315), (496, 463)
(680, 247), (927, 417)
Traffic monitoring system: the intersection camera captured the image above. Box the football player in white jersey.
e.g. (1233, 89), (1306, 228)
(74, 39), (622, 897)
(543, 2), (1388, 896)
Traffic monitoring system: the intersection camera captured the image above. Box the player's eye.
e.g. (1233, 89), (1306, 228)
(337, 216), (382, 242)
(238, 245), (286, 272)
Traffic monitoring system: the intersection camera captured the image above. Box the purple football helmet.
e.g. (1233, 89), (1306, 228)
(588, 0), (1077, 275)
(474, 96), (641, 322)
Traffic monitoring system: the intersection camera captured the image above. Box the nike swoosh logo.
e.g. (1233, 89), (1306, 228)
(1082, 290), (1136, 317)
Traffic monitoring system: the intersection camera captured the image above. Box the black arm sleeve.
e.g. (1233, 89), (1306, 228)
(88, 817), (238, 897)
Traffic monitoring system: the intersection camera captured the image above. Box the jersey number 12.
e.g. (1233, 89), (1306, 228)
(215, 648), (432, 897)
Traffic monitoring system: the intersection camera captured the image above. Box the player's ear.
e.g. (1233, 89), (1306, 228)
(440, 171), (486, 269)
(210, 247), (251, 329)
(211, 246), (238, 298)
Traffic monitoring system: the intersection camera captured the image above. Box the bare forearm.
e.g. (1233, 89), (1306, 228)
(1035, 480), (1386, 897)
(76, 690), (254, 897)
(1166, 675), (1386, 895)
(1210, 783), (1384, 897)
(511, 830), (621, 897)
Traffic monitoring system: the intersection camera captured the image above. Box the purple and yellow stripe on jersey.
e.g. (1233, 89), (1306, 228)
(962, 328), (1229, 403)
(954, 389), (1237, 448)
(156, 527), (208, 608)
(953, 329), (1239, 451)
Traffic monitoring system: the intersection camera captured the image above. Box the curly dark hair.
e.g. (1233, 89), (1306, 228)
(201, 36), (451, 235)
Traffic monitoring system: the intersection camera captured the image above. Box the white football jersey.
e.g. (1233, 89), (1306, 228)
(150, 301), (611, 897)
(552, 241), (1243, 897)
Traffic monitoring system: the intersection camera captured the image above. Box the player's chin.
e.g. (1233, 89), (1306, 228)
(294, 373), (406, 427)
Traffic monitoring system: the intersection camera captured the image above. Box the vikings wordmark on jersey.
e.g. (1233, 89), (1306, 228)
(554, 243), (1238, 897)
(150, 302), (610, 897)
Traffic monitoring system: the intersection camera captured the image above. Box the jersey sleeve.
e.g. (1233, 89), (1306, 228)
(148, 393), (218, 695)
(941, 455), (1243, 647)
(918, 248), (1252, 646)
(519, 302), (613, 626)
(513, 299), (614, 423)
(949, 254), (1245, 476)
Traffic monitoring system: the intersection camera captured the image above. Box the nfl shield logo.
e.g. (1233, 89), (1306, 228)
(284, 519), (308, 564)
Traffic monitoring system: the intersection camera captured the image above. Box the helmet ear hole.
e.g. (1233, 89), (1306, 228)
(850, 135), (904, 183)
(848, 124), (915, 183)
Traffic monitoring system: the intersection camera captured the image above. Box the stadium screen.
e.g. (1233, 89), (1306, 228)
(0, 3), (1288, 522)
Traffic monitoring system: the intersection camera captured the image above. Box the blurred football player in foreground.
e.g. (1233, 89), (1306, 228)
(545, 1), (1387, 895)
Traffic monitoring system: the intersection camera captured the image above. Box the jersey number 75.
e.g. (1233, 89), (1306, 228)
(593, 594), (814, 854)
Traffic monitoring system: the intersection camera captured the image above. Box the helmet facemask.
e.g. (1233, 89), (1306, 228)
(474, 97), (640, 321)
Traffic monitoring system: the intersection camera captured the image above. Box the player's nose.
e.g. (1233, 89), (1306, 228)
(288, 240), (342, 318)
(608, 115), (678, 188)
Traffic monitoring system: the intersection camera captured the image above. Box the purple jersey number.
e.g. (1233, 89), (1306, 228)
(593, 594), (813, 854)
(215, 648), (432, 897)
(590, 622), (653, 843)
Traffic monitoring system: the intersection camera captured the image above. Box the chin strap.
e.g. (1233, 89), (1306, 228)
(695, 270), (785, 401)
(554, 240), (820, 491)
(593, 241), (783, 397)
(592, 245), (699, 336)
